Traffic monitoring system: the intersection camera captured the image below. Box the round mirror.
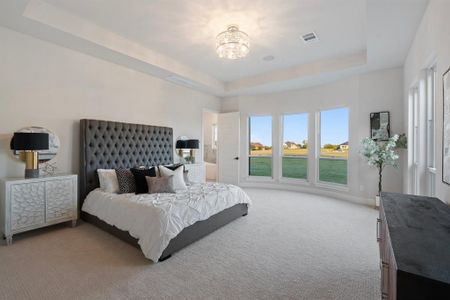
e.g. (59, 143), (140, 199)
(10, 126), (60, 163)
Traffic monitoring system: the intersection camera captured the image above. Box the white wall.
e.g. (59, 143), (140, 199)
(0, 27), (221, 178)
(222, 68), (404, 205)
(404, 0), (450, 204)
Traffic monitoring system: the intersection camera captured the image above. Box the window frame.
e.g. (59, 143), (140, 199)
(426, 66), (436, 196)
(315, 106), (350, 187)
(279, 112), (309, 183)
(247, 115), (274, 179)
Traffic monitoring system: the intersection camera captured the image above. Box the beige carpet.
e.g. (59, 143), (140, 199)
(0, 189), (380, 300)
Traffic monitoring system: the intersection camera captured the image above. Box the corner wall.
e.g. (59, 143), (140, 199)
(0, 26), (221, 178)
(222, 67), (404, 205)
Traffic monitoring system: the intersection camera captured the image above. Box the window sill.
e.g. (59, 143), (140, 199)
(246, 176), (275, 183)
(314, 181), (349, 192)
(279, 177), (310, 186)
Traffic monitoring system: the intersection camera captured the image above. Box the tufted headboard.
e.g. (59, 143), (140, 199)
(79, 119), (173, 203)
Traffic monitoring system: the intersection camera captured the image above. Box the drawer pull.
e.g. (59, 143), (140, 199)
(377, 218), (381, 242)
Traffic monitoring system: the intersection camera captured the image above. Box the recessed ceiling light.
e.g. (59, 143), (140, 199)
(263, 55), (275, 61)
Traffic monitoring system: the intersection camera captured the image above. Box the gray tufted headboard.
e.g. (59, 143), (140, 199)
(79, 119), (173, 204)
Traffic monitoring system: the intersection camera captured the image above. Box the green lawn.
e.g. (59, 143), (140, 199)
(249, 157), (347, 185)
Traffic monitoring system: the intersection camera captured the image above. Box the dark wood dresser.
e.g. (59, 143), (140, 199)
(378, 192), (450, 299)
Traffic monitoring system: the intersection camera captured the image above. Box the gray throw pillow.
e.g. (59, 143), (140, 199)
(146, 175), (175, 194)
(115, 169), (136, 193)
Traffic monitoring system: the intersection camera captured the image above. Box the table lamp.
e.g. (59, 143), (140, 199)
(11, 132), (49, 178)
(186, 139), (199, 164)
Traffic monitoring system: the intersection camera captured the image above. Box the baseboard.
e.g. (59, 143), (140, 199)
(239, 181), (375, 207)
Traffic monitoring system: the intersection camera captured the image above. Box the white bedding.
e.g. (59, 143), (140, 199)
(81, 182), (251, 261)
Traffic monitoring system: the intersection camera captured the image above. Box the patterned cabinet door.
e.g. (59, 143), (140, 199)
(45, 179), (75, 223)
(10, 182), (45, 231)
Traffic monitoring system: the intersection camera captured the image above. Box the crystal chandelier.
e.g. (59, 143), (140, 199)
(216, 25), (250, 59)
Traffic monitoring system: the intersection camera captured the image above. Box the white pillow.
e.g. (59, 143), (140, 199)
(158, 165), (187, 191)
(97, 169), (120, 193)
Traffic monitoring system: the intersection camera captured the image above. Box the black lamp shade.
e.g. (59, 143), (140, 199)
(12, 132), (49, 150)
(186, 139), (199, 149)
(176, 140), (188, 149)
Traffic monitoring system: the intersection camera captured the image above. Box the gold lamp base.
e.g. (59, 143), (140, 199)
(24, 151), (39, 178)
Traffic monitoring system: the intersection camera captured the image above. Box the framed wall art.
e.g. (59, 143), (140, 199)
(370, 111), (390, 141)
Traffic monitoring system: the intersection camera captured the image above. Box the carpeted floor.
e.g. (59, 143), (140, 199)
(0, 189), (380, 300)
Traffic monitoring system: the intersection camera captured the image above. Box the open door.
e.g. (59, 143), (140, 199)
(218, 112), (240, 185)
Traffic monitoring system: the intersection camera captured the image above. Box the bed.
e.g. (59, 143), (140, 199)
(79, 119), (250, 262)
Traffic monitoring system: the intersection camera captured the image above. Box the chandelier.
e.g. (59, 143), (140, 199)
(216, 25), (250, 59)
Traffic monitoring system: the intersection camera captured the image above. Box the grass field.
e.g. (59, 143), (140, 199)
(251, 148), (348, 158)
(249, 156), (347, 185)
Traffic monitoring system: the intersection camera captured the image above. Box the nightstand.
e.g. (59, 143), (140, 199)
(184, 163), (205, 183)
(0, 174), (78, 245)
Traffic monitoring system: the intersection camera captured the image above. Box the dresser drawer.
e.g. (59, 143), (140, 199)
(10, 182), (46, 231)
(45, 179), (75, 223)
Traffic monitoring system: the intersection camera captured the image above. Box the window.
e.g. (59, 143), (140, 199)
(426, 67), (436, 196)
(282, 113), (308, 179)
(318, 107), (349, 185)
(412, 88), (420, 194)
(249, 116), (272, 177)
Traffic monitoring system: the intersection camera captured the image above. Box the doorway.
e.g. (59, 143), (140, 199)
(202, 110), (218, 182)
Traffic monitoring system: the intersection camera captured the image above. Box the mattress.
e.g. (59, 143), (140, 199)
(82, 182), (252, 261)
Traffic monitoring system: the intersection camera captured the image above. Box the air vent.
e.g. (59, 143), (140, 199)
(301, 32), (319, 44)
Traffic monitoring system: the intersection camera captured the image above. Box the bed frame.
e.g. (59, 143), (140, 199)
(79, 119), (248, 261)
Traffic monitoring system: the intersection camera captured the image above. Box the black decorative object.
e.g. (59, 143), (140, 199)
(11, 132), (49, 178)
(175, 140), (187, 149)
(370, 111), (390, 141)
(186, 139), (199, 149)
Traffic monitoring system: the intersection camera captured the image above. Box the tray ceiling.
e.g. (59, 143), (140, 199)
(0, 0), (429, 96)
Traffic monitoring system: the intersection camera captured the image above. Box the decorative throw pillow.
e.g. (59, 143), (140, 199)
(130, 167), (157, 194)
(115, 169), (136, 193)
(157, 164), (184, 176)
(146, 175), (175, 194)
(97, 169), (120, 193)
(159, 165), (187, 191)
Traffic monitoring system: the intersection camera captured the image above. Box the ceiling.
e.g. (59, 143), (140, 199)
(0, 0), (429, 97)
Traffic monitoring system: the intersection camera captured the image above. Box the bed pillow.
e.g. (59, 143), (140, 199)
(159, 165), (187, 191)
(115, 169), (136, 194)
(157, 163), (184, 176)
(97, 169), (120, 193)
(146, 175), (175, 194)
(131, 167), (157, 194)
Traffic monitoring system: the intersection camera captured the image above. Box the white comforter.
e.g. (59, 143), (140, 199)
(82, 182), (251, 262)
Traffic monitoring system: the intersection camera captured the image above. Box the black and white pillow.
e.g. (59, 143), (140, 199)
(115, 169), (136, 194)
